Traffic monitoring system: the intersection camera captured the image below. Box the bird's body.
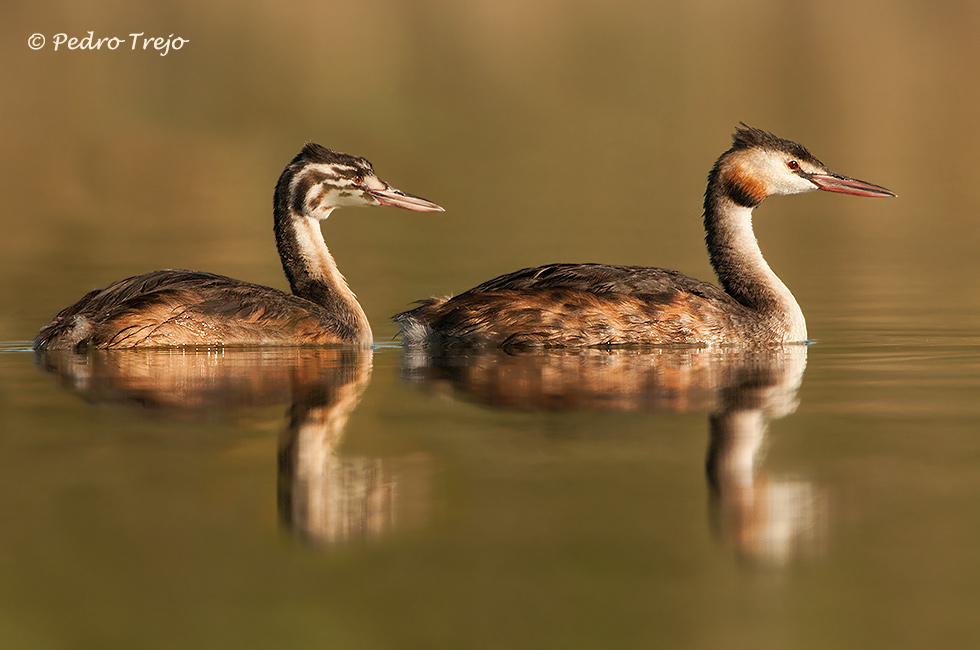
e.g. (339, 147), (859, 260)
(34, 144), (443, 350)
(395, 126), (895, 348)
(395, 263), (766, 348)
(38, 270), (365, 348)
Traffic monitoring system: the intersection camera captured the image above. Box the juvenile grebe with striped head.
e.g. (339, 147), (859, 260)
(34, 144), (443, 350)
(394, 126), (894, 347)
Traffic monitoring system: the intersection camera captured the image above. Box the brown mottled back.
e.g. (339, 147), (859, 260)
(34, 270), (360, 350)
(395, 263), (769, 347)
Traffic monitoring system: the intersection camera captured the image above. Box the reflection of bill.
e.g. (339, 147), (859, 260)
(402, 345), (826, 565)
(35, 347), (432, 547)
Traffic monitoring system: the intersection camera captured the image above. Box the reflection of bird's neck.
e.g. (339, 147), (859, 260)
(273, 175), (371, 345)
(703, 167), (806, 342)
(706, 408), (768, 490)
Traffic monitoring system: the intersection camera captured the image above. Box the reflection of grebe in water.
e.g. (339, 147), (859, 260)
(703, 355), (828, 565)
(402, 345), (825, 565)
(277, 355), (433, 546)
(396, 126), (893, 347)
(706, 408), (828, 566)
(34, 144), (442, 351)
(36, 347), (432, 546)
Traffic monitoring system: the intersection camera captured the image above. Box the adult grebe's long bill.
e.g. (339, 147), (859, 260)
(394, 126), (894, 347)
(34, 143), (443, 350)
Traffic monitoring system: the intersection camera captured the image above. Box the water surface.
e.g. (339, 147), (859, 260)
(3, 332), (979, 649)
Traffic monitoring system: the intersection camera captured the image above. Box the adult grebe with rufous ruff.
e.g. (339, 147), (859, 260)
(394, 126), (894, 347)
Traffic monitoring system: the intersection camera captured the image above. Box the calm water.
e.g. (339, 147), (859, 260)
(2, 330), (979, 649)
(4, 0), (980, 647)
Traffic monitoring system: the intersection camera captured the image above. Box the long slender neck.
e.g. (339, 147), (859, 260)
(274, 203), (372, 345)
(703, 187), (806, 342)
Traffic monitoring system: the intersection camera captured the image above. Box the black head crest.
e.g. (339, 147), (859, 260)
(730, 124), (823, 168)
(293, 143), (375, 175)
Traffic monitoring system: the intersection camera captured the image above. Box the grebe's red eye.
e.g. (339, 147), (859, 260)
(787, 160), (800, 170)
(351, 176), (363, 185)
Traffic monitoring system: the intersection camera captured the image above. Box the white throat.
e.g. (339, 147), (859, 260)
(707, 199), (807, 342)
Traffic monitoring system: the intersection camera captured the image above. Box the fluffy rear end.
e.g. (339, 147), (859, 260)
(392, 297), (449, 345)
(33, 314), (95, 350)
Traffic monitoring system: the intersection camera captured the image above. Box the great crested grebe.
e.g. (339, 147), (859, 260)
(34, 144), (443, 350)
(394, 126), (895, 348)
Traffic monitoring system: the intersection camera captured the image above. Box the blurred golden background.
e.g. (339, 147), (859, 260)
(3, 0), (978, 342)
